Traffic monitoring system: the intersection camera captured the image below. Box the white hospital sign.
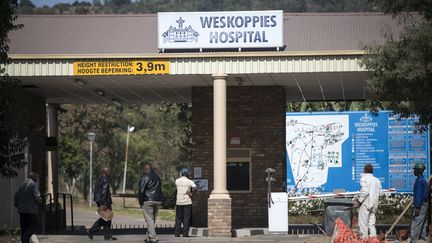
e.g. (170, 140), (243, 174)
(158, 10), (284, 49)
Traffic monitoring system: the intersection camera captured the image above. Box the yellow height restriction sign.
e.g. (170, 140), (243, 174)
(73, 60), (170, 76)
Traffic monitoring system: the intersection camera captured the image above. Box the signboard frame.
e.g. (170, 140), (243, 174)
(157, 10), (284, 50)
(73, 60), (170, 76)
(285, 111), (430, 194)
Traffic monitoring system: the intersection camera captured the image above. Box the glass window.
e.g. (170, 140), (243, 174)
(227, 162), (250, 191)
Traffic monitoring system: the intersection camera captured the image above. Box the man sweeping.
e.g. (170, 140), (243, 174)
(357, 164), (382, 239)
(409, 163), (428, 242)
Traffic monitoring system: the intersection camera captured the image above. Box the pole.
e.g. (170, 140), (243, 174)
(385, 199), (412, 239)
(47, 104), (59, 201)
(267, 174), (271, 208)
(122, 126), (130, 194)
(89, 140), (93, 208)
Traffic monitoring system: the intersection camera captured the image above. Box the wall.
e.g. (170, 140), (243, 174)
(191, 86), (286, 229)
(0, 89), (46, 229)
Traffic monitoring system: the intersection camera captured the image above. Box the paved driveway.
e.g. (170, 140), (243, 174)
(67, 207), (174, 229)
(37, 234), (330, 243)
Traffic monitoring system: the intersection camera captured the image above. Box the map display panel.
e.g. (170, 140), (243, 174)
(286, 111), (430, 194)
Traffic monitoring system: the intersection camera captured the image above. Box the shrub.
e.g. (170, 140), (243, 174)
(162, 179), (176, 209)
(288, 193), (413, 224)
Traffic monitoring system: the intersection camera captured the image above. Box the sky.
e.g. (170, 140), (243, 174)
(32, 0), (91, 7)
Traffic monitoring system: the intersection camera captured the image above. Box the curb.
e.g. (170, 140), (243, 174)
(188, 227), (208, 237)
(233, 228), (269, 237)
(188, 228), (270, 237)
(30, 234), (39, 243)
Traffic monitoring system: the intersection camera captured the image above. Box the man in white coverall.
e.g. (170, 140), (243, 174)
(356, 164), (382, 238)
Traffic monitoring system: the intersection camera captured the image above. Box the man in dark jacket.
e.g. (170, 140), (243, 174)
(138, 164), (164, 243)
(88, 167), (117, 241)
(15, 172), (41, 243)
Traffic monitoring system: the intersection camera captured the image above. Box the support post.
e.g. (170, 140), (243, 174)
(122, 125), (131, 194)
(89, 140), (93, 207)
(208, 74), (232, 237)
(47, 103), (59, 203)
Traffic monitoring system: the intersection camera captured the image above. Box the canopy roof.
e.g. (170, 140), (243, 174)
(6, 12), (402, 104)
(8, 13), (401, 56)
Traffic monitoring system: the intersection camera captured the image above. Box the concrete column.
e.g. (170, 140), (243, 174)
(208, 74), (232, 237)
(211, 74), (229, 196)
(47, 103), (59, 202)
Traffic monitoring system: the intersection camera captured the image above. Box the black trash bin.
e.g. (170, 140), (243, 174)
(44, 202), (64, 232)
(324, 198), (353, 236)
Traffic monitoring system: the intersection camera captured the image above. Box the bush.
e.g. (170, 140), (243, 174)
(162, 179), (176, 209)
(288, 193), (414, 224)
(289, 198), (325, 216)
(376, 194), (413, 223)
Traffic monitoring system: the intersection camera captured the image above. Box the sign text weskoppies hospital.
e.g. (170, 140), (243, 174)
(158, 11), (283, 49)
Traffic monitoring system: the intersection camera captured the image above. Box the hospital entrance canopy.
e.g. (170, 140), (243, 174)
(5, 12), (401, 104)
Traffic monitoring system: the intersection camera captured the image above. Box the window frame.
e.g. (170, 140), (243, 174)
(226, 148), (252, 193)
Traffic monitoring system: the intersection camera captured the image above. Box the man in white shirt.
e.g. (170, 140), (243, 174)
(356, 164), (382, 239)
(174, 168), (197, 237)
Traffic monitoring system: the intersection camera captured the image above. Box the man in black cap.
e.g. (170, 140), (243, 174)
(409, 163), (428, 242)
(174, 168), (197, 237)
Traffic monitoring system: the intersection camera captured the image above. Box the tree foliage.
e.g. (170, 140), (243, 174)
(18, 0), (35, 13)
(362, 0), (432, 128)
(0, 0), (23, 178)
(17, 0), (380, 14)
(58, 103), (191, 196)
(59, 104), (122, 197)
(286, 101), (389, 113)
(373, 0), (432, 20)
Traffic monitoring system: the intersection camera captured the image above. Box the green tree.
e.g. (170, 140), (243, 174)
(157, 103), (192, 170)
(19, 0), (35, 8)
(58, 104), (123, 198)
(0, 0), (23, 178)
(106, 0), (131, 7)
(58, 136), (84, 194)
(145, 104), (189, 179)
(362, 0), (432, 129)
(52, 3), (72, 14)
(18, 0), (35, 13)
(17, 0), (381, 15)
(57, 103), (190, 196)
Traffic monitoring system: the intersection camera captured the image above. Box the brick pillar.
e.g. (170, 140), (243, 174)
(208, 196), (232, 237)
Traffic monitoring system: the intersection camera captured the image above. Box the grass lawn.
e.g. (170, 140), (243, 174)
(74, 200), (176, 221)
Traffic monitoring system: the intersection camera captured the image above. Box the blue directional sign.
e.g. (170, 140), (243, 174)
(286, 111), (430, 193)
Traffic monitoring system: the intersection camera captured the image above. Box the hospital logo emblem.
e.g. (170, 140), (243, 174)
(359, 113), (373, 123)
(162, 17), (199, 43)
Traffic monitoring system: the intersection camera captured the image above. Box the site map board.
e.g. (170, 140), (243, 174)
(286, 111), (430, 194)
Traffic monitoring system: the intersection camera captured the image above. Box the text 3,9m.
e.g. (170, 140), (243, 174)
(135, 61), (168, 74)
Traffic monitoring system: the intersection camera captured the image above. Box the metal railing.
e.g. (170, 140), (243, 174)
(55, 192), (74, 233)
(41, 192), (53, 234)
(113, 193), (176, 209)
